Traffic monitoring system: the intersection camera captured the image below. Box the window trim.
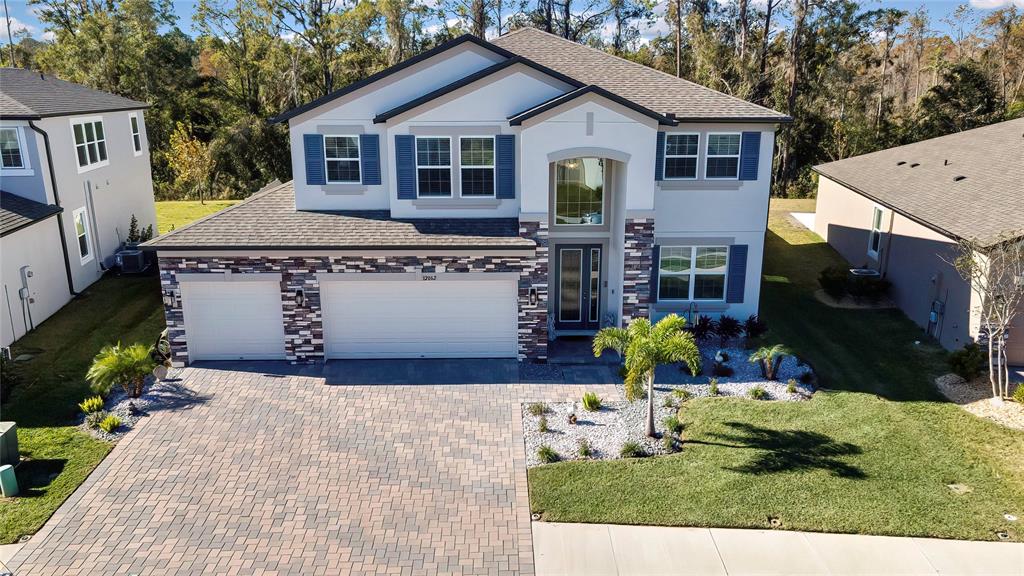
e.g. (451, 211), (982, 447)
(867, 206), (883, 259)
(70, 116), (109, 173)
(458, 135), (496, 198)
(663, 132), (700, 181)
(704, 132), (741, 180)
(0, 125), (33, 176)
(128, 112), (143, 156)
(322, 134), (362, 184)
(414, 136), (453, 198)
(553, 156), (605, 226)
(72, 206), (94, 265)
(656, 245), (729, 302)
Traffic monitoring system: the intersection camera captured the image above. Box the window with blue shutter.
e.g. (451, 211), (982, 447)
(739, 132), (761, 181)
(303, 134), (326, 186)
(726, 244), (748, 303)
(395, 134), (416, 199)
(496, 134), (515, 199)
(655, 132), (666, 181)
(359, 134), (381, 185)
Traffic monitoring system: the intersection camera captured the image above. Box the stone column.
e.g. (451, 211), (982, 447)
(518, 221), (549, 361)
(621, 217), (655, 325)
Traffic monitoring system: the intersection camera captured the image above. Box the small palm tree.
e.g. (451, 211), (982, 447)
(594, 314), (702, 437)
(87, 342), (156, 398)
(748, 344), (792, 381)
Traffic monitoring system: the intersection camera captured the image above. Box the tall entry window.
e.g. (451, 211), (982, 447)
(554, 157), (604, 225)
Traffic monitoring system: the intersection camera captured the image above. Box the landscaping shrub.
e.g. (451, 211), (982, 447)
(787, 379), (798, 394)
(581, 392), (602, 412)
(712, 362), (734, 377)
(85, 410), (108, 428)
(949, 343), (987, 380)
(87, 342), (155, 398)
(527, 402), (549, 416)
(691, 315), (716, 341)
(743, 314), (768, 340)
(749, 386), (768, 400)
(715, 315), (742, 345)
(672, 389), (692, 402)
(620, 441), (648, 458)
(663, 395), (676, 408)
(98, 414), (122, 433)
(662, 415), (683, 435)
(538, 415), (549, 433)
(537, 445), (559, 463)
(709, 378), (719, 396)
(662, 434), (681, 453)
(577, 438), (593, 458)
(818, 266), (849, 300)
(1012, 385), (1024, 404)
(749, 344), (792, 381)
(79, 396), (105, 414)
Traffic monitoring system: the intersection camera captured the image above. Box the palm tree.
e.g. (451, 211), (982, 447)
(593, 314), (702, 437)
(87, 342), (156, 398)
(748, 344), (792, 381)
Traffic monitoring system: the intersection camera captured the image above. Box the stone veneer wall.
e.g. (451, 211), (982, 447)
(159, 225), (548, 365)
(621, 217), (655, 324)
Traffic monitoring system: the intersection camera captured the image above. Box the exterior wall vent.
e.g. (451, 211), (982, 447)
(896, 161), (906, 166)
(953, 175), (966, 182)
(910, 163), (920, 167)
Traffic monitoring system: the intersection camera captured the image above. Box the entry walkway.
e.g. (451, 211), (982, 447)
(533, 522), (1024, 575)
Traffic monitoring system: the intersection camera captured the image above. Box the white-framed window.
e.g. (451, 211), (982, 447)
(129, 113), (143, 156)
(554, 157), (604, 225)
(72, 207), (93, 264)
(705, 133), (741, 179)
(0, 126), (32, 175)
(664, 133), (699, 180)
(657, 246), (729, 301)
(459, 136), (495, 197)
(415, 136), (452, 197)
(71, 117), (108, 171)
(867, 206), (883, 258)
(324, 135), (360, 183)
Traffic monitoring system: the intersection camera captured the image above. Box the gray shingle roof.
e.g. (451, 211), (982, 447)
(0, 68), (147, 119)
(1, 191), (62, 237)
(142, 181), (535, 251)
(813, 118), (1024, 247)
(491, 28), (789, 122)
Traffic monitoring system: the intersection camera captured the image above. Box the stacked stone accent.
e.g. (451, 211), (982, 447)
(621, 217), (655, 324)
(159, 239), (550, 365)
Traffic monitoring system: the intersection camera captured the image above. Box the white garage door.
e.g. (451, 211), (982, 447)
(181, 280), (286, 361)
(322, 276), (518, 359)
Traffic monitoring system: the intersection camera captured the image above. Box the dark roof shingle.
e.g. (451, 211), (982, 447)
(142, 182), (535, 251)
(1, 191), (62, 236)
(0, 68), (147, 119)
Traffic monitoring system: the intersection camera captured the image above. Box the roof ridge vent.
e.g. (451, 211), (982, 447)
(953, 175), (966, 182)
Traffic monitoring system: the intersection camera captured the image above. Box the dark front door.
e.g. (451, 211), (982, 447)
(555, 244), (602, 330)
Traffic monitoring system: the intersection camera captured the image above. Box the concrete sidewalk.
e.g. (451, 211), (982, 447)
(533, 522), (1024, 575)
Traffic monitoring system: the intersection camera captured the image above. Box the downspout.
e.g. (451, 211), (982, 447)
(28, 120), (78, 297)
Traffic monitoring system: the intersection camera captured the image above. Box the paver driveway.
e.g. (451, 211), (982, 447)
(11, 362), (620, 575)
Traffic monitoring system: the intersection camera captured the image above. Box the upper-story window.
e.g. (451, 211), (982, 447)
(658, 246), (728, 301)
(129, 113), (143, 156)
(416, 137), (452, 197)
(459, 137), (495, 197)
(72, 118), (108, 171)
(705, 133), (741, 179)
(0, 127), (26, 170)
(664, 133), (699, 180)
(324, 135), (360, 183)
(554, 157), (604, 225)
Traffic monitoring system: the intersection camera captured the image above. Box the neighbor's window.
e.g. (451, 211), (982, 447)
(554, 157), (604, 225)
(705, 133), (740, 179)
(868, 206), (883, 257)
(658, 246), (728, 301)
(459, 137), (495, 197)
(664, 133), (699, 179)
(129, 113), (143, 155)
(416, 137), (452, 197)
(0, 127), (25, 169)
(73, 207), (93, 263)
(72, 118), (108, 169)
(324, 135), (360, 183)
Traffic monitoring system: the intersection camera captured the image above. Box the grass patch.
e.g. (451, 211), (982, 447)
(155, 200), (239, 234)
(528, 198), (1024, 541)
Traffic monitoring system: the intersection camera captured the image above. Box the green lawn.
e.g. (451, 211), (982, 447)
(529, 198), (1024, 542)
(155, 200), (239, 234)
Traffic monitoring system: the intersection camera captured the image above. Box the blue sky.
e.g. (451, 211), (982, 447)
(3, 0), (1021, 44)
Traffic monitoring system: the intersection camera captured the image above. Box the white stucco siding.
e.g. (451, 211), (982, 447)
(1, 218), (73, 346)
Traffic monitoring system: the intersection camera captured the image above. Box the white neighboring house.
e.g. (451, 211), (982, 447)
(1, 68), (157, 347)
(143, 29), (790, 366)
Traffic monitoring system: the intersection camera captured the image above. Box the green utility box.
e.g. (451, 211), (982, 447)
(0, 422), (18, 467)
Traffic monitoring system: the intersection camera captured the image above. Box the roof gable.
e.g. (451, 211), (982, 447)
(509, 85), (674, 126)
(0, 68), (147, 119)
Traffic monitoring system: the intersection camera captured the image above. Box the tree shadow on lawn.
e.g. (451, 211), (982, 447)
(695, 421), (866, 479)
(11, 458), (67, 498)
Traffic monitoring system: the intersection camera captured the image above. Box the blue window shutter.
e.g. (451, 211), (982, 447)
(650, 245), (661, 302)
(739, 131), (761, 181)
(395, 135), (415, 199)
(303, 134), (326, 186)
(727, 244), (748, 303)
(496, 134), (515, 199)
(359, 134), (381, 185)
(655, 132), (666, 181)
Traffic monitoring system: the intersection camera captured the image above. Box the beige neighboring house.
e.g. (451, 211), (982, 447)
(812, 118), (1024, 365)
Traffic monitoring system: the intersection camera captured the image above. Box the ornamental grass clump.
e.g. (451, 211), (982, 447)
(527, 402), (549, 416)
(98, 414), (122, 433)
(537, 445), (559, 463)
(79, 396), (105, 414)
(581, 392), (602, 412)
(619, 441), (648, 458)
(749, 386), (768, 400)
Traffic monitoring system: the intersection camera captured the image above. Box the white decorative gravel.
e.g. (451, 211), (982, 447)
(79, 369), (202, 441)
(523, 344), (816, 467)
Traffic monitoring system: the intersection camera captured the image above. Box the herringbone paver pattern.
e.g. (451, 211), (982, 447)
(11, 367), (618, 575)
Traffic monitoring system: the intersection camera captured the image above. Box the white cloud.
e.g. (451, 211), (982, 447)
(3, 16), (37, 42)
(42, 30), (55, 42)
(969, 0), (1024, 8)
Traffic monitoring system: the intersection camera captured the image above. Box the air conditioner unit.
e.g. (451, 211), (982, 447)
(116, 249), (149, 274)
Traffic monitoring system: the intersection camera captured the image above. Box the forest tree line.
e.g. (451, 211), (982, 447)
(6, 0), (1023, 199)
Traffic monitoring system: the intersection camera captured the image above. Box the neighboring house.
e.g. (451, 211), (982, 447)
(813, 118), (1024, 365)
(1, 68), (157, 347)
(143, 29), (789, 366)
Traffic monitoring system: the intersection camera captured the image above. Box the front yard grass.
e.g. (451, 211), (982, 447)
(155, 200), (239, 234)
(528, 198), (1024, 542)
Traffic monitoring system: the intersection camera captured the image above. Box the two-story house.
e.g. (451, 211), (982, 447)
(143, 29), (789, 365)
(1, 68), (157, 347)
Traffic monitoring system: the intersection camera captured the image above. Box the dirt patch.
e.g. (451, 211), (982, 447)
(813, 289), (897, 310)
(935, 374), (1024, 431)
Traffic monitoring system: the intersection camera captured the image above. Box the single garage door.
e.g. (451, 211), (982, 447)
(181, 280), (287, 361)
(322, 276), (518, 359)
